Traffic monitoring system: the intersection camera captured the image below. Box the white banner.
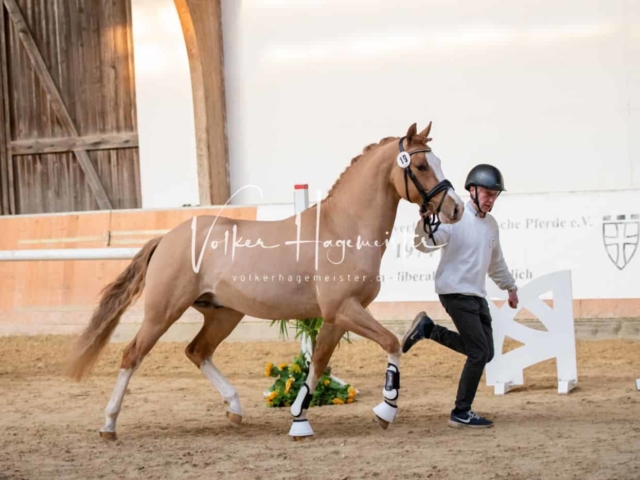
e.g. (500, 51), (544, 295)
(376, 190), (640, 301)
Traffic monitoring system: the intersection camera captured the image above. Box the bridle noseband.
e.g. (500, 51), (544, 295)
(397, 136), (454, 245)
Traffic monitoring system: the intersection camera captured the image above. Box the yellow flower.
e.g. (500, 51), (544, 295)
(332, 398), (345, 405)
(290, 364), (302, 374)
(346, 398), (354, 404)
(324, 379), (330, 386)
(279, 363), (288, 370)
(268, 391), (278, 401)
(348, 387), (356, 399)
(265, 362), (273, 377)
(285, 377), (295, 394)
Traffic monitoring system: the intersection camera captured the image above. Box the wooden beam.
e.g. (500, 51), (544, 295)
(174, 0), (211, 206)
(3, 0), (113, 210)
(175, 0), (230, 205)
(0, 3), (15, 214)
(10, 132), (139, 155)
(0, 3), (8, 215)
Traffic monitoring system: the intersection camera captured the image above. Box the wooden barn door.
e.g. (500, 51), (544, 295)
(0, 0), (140, 215)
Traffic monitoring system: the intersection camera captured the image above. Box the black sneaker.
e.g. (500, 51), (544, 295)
(401, 311), (434, 353)
(448, 410), (494, 428)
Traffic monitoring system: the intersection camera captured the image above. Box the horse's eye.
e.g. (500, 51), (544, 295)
(417, 164), (428, 172)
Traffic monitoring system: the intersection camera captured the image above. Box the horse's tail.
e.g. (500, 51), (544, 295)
(66, 236), (163, 381)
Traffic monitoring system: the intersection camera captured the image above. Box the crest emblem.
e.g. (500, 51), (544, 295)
(602, 214), (639, 270)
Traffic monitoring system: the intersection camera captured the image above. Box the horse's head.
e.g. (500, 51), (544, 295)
(390, 122), (464, 230)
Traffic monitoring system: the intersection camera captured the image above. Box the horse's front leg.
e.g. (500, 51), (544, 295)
(373, 350), (401, 429)
(334, 298), (402, 429)
(289, 322), (346, 440)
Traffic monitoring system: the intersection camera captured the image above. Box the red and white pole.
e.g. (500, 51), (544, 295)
(293, 184), (309, 213)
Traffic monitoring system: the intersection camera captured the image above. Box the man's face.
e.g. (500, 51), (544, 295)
(474, 186), (500, 212)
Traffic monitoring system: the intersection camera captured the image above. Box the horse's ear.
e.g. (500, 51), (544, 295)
(418, 121), (432, 140)
(406, 123), (417, 143)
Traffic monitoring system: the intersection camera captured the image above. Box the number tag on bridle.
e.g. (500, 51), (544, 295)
(397, 152), (411, 169)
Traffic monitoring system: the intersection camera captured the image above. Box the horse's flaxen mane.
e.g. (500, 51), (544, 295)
(325, 136), (398, 198)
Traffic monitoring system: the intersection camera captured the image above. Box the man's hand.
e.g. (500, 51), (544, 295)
(508, 290), (519, 309)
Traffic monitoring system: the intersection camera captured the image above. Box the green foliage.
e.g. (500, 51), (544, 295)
(269, 317), (351, 350)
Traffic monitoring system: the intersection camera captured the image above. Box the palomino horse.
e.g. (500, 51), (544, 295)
(67, 122), (464, 440)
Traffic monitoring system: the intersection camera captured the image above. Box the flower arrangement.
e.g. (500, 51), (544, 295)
(265, 317), (357, 408)
(264, 352), (357, 408)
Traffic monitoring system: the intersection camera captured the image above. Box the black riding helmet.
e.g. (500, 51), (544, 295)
(464, 164), (505, 215)
(464, 164), (505, 192)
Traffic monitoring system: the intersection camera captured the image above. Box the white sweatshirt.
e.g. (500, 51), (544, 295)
(414, 200), (517, 298)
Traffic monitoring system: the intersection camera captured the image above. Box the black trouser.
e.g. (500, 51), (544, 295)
(430, 293), (494, 413)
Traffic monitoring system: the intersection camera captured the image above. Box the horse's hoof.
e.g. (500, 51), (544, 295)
(289, 418), (314, 439)
(373, 401), (397, 429)
(226, 411), (243, 426)
(291, 435), (314, 442)
(375, 415), (390, 430)
(100, 431), (117, 441)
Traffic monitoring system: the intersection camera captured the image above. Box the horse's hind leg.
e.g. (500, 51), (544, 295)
(289, 322), (346, 440)
(100, 292), (194, 440)
(185, 307), (245, 426)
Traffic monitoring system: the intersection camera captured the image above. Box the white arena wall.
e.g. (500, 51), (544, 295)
(131, 0), (201, 209)
(132, 0), (639, 208)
